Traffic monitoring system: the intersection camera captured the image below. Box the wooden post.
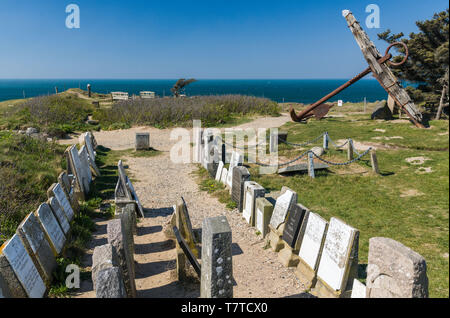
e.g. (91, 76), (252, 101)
(323, 132), (329, 150)
(308, 152), (315, 179)
(347, 139), (354, 161)
(370, 149), (380, 174)
(435, 83), (448, 120)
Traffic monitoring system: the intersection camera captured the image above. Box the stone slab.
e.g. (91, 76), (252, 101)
(298, 212), (328, 271)
(16, 213), (56, 284)
(48, 197), (70, 235)
(231, 166), (251, 212)
(126, 177), (145, 218)
(278, 163), (329, 174)
(95, 267), (127, 298)
(215, 161), (224, 181)
(52, 183), (75, 222)
(351, 279), (366, 298)
(135, 132), (150, 150)
(201, 216), (233, 298)
(270, 189), (297, 230)
(226, 151), (243, 188)
(220, 168), (228, 185)
(366, 237), (428, 298)
(0, 234), (46, 298)
(35, 203), (66, 255)
(316, 217), (359, 292)
(116, 160), (133, 200)
(92, 244), (120, 292)
(242, 182), (265, 226)
(78, 145), (93, 183)
(255, 198), (274, 238)
(173, 226), (201, 277)
(68, 145), (88, 195)
(282, 203), (307, 249)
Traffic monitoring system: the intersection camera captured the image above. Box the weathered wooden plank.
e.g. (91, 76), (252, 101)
(343, 10), (424, 128)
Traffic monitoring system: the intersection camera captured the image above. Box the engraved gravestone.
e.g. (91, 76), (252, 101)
(36, 203), (66, 255)
(135, 132), (150, 150)
(282, 203), (307, 249)
(220, 168), (228, 185)
(52, 183), (74, 222)
(116, 160), (133, 200)
(48, 197), (70, 235)
(270, 189), (297, 230)
(316, 217), (359, 292)
(79, 145), (93, 183)
(84, 134), (100, 177)
(69, 145), (88, 194)
(298, 212), (328, 271)
(17, 213), (56, 283)
(255, 198), (274, 237)
(200, 216), (233, 298)
(242, 182), (265, 226)
(215, 161), (224, 181)
(1, 234), (46, 298)
(231, 166), (251, 212)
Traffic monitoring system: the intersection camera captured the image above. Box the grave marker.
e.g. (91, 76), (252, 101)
(67, 145), (87, 197)
(35, 203), (66, 255)
(315, 217), (359, 298)
(84, 134), (100, 177)
(295, 212), (328, 289)
(115, 160), (133, 200)
(16, 213), (56, 284)
(255, 198), (274, 238)
(57, 172), (79, 213)
(78, 145), (93, 183)
(173, 226), (201, 277)
(220, 168), (228, 185)
(201, 216), (233, 298)
(1, 234), (46, 298)
(282, 203), (307, 249)
(242, 182), (265, 226)
(270, 189), (297, 230)
(215, 161), (224, 181)
(351, 279), (366, 298)
(51, 183), (75, 222)
(47, 197), (70, 235)
(135, 132), (150, 150)
(226, 152), (243, 188)
(231, 166), (250, 212)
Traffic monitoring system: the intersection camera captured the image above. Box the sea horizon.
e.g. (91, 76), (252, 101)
(0, 78), (389, 104)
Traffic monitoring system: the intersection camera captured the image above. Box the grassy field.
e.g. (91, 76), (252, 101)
(243, 113), (449, 298)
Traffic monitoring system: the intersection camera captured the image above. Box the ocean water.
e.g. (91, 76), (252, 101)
(0, 79), (388, 103)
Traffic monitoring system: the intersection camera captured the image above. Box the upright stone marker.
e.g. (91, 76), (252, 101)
(16, 213), (57, 284)
(231, 166), (251, 212)
(48, 197), (70, 235)
(226, 151), (243, 188)
(255, 198), (274, 238)
(79, 145), (93, 183)
(215, 161), (224, 181)
(69, 145), (88, 195)
(220, 168), (228, 185)
(315, 218), (359, 298)
(57, 172), (79, 213)
(1, 235), (46, 298)
(35, 203), (66, 255)
(242, 181), (265, 226)
(115, 160), (133, 200)
(296, 212), (328, 289)
(270, 189), (297, 230)
(201, 216), (233, 298)
(366, 237), (428, 298)
(135, 132), (150, 150)
(282, 203), (307, 249)
(52, 183), (74, 222)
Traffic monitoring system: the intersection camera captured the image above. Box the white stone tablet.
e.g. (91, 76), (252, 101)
(243, 190), (253, 224)
(2, 235), (46, 298)
(36, 203), (66, 255)
(317, 217), (357, 291)
(298, 212), (328, 270)
(270, 190), (295, 230)
(53, 183), (74, 222)
(351, 279), (366, 298)
(48, 197), (70, 234)
(78, 146), (92, 183)
(220, 168), (228, 185)
(70, 145), (88, 194)
(256, 207), (264, 234)
(84, 133), (96, 160)
(215, 161), (224, 181)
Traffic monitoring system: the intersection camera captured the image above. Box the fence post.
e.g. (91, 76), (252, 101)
(370, 149), (380, 174)
(347, 139), (354, 161)
(323, 132), (329, 150)
(308, 152), (315, 179)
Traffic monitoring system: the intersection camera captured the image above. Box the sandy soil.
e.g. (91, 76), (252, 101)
(69, 114), (313, 298)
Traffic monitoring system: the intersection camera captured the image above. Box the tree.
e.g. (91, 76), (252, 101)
(171, 78), (197, 98)
(378, 9), (449, 105)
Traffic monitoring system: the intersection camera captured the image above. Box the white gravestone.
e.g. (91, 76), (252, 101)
(69, 145), (89, 194)
(351, 279), (366, 298)
(298, 212), (328, 270)
(52, 183), (74, 222)
(226, 152), (243, 188)
(215, 161), (224, 181)
(316, 217), (358, 291)
(270, 190), (296, 230)
(84, 133), (100, 176)
(48, 197), (70, 234)
(36, 203), (66, 255)
(220, 168), (228, 185)
(78, 146), (93, 183)
(2, 235), (46, 298)
(242, 182), (265, 226)
(126, 177), (144, 218)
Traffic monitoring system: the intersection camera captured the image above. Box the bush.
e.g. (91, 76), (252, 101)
(94, 95), (280, 129)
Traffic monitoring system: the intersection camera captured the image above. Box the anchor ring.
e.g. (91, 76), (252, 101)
(385, 42), (409, 66)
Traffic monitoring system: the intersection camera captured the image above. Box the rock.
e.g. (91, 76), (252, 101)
(310, 147), (325, 156)
(371, 103), (393, 120)
(26, 127), (38, 135)
(92, 244), (120, 291)
(95, 267), (127, 298)
(366, 237), (428, 298)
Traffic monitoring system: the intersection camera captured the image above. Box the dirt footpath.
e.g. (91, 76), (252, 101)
(71, 114), (311, 298)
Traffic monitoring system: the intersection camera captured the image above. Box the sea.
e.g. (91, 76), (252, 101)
(0, 79), (388, 103)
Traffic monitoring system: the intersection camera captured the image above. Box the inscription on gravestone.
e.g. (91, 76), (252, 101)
(2, 235), (46, 298)
(79, 146), (92, 183)
(231, 166), (250, 212)
(298, 212), (328, 271)
(53, 183), (74, 222)
(48, 197), (70, 235)
(282, 204), (307, 249)
(36, 203), (66, 255)
(270, 190), (296, 230)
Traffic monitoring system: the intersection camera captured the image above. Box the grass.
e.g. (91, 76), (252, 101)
(248, 114), (449, 298)
(0, 132), (66, 244)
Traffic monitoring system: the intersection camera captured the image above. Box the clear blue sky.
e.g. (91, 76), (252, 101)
(0, 0), (448, 79)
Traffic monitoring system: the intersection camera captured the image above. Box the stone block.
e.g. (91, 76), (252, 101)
(255, 198), (274, 238)
(242, 181), (265, 226)
(95, 267), (127, 298)
(92, 244), (120, 292)
(135, 133), (150, 150)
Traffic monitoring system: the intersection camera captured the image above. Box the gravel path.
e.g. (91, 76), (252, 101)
(71, 114), (311, 298)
